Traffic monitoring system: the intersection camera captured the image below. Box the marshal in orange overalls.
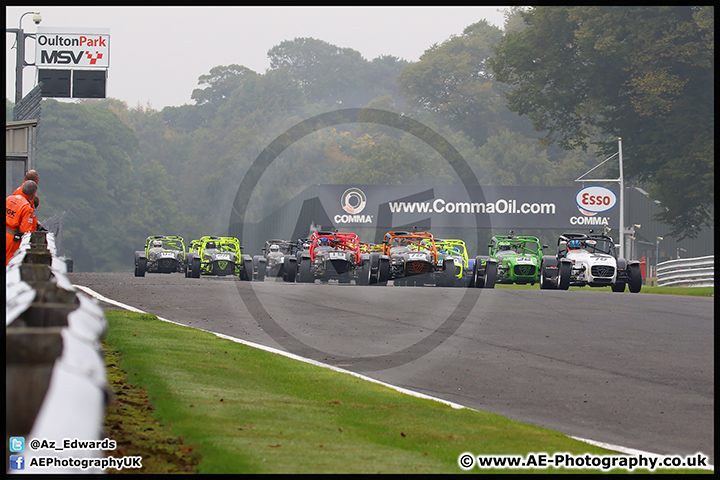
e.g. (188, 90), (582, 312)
(6, 190), (37, 265)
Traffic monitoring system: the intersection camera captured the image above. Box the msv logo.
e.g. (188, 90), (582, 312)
(336, 187), (372, 223)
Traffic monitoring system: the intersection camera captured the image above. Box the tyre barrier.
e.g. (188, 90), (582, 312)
(6, 231), (109, 474)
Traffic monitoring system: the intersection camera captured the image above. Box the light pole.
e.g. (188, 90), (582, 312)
(7, 11), (42, 106)
(655, 236), (663, 276)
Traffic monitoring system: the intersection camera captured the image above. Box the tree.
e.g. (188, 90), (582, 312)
(398, 20), (507, 146)
(490, 6), (714, 239)
(191, 64), (258, 106)
(267, 37), (368, 106)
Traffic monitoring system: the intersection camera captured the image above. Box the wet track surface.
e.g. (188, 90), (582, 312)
(69, 272), (714, 464)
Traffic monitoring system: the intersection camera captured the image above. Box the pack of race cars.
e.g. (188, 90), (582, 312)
(133, 229), (643, 292)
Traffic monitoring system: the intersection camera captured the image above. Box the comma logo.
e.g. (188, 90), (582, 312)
(341, 187), (367, 214)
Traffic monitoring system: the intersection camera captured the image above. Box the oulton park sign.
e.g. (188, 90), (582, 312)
(35, 27), (110, 68)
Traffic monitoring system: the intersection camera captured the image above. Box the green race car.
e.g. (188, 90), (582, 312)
(185, 236), (253, 280)
(488, 233), (546, 286)
(134, 235), (186, 277)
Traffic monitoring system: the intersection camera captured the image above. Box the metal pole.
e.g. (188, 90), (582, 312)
(16, 26), (24, 106)
(618, 137), (625, 259)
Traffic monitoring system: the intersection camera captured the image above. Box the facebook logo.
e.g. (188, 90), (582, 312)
(9, 436), (25, 452)
(9, 455), (25, 470)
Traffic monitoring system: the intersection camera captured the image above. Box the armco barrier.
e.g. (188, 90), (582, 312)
(656, 255), (714, 288)
(6, 231), (109, 474)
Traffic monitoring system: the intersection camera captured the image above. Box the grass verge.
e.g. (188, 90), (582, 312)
(102, 310), (710, 474)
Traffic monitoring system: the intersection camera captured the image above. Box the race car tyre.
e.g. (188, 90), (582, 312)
(628, 263), (642, 293)
(611, 281), (626, 292)
(253, 255), (265, 281)
(191, 257), (201, 278)
(473, 256), (485, 288)
(284, 258), (297, 282)
(376, 257), (390, 286)
(484, 261), (497, 289)
(254, 257), (266, 282)
(241, 258), (253, 281)
(539, 259), (555, 289)
(135, 257), (146, 277)
(357, 260), (371, 286)
(439, 259), (455, 287)
(298, 260), (312, 283)
(558, 261), (571, 290)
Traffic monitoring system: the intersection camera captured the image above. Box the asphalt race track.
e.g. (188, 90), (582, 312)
(68, 272), (714, 465)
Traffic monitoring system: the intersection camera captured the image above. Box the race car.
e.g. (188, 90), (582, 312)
(185, 236), (253, 280)
(295, 231), (366, 284)
(382, 230), (451, 286)
(254, 239), (296, 281)
(432, 238), (475, 287)
(488, 234), (546, 286)
(134, 235), (186, 277)
(539, 231), (642, 292)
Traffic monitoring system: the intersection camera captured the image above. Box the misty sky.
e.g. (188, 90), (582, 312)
(6, 6), (508, 110)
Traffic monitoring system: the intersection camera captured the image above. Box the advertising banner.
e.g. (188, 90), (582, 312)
(316, 185), (619, 231)
(35, 27), (110, 68)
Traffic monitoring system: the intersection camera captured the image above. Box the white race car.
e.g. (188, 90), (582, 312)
(539, 232), (642, 292)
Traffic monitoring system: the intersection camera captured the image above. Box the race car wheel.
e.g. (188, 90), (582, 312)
(253, 255), (266, 281)
(191, 257), (201, 278)
(484, 261), (497, 289)
(298, 260), (312, 283)
(539, 262), (552, 289)
(357, 260), (371, 286)
(135, 257), (146, 277)
(473, 256), (485, 288)
(628, 263), (642, 293)
(284, 258), (297, 282)
(611, 281), (626, 292)
(376, 258), (390, 286)
(241, 258), (253, 281)
(558, 261), (571, 290)
(440, 259), (455, 287)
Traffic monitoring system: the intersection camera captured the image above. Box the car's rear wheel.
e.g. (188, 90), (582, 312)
(191, 257), (201, 278)
(376, 258), (390, 286)
(284, 258), (297, 282)
(135, 257), (146, 277)
(484, 261), (497, 289)
(298, 260), (312, 283)
(627, 264), (642, 293)
(357, 260), (370, 286)
(558, 261), (571, 290)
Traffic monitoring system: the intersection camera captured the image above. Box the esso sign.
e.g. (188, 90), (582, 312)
(576, 186), (617, 213)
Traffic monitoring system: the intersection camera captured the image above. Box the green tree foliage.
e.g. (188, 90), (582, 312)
(398, 20), (508, 146)
(35, 100), (200, 271)
(490, 6), (714, 238)
(267, 38), (409, 107)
